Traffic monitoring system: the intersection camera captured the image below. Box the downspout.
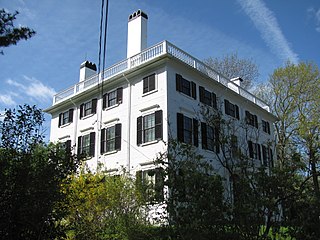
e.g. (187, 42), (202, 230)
(123, 73), (131, 174)
(69, 98), (78, 155)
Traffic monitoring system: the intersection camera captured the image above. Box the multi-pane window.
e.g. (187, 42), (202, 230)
(231, 135), (239, 157)
(177, 113), (198, 146)
(80, 99), (97, 118)
(199, 86), (217, 108)
(201, 122), (219, 152)
(262, 145), (273, 167)
(137, 110), (163, 145)
(103, 87), (123, 109)
(136, 168), (164, 203)
(262, 120), (271, 134)
(58, 109), (74, 127)
(78, 132), (95, 158)
(224, 99), (240, 119)
(143, 74), (156, 94)
(245, 110), (258, 128)
(101, 124), (121, 153)
(176, 74), (196, 99)
(248, 140), (261, 160)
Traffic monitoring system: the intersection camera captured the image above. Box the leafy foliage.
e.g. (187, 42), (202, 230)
(0, 105), (79, 239)
(0, 9), (36, 54)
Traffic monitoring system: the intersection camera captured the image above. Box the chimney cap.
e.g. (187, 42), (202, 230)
(80, 61), (97, 71)
(128, 9), (148, 22)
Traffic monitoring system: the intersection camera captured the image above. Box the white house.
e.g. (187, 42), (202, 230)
(45, 10), (277, 197)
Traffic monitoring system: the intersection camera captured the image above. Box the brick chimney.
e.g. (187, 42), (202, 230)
(79, 61), (97, 82)
(127, 10), (148, 58)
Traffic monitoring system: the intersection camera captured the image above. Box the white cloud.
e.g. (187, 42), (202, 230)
(0, 94), (16, 106)
(237, 0), (299, 63)
(6, 76), (56, 103)
(308, 7), (320, 33)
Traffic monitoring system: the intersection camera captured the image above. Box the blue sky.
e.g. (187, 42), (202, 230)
(1, 0), (320, 136)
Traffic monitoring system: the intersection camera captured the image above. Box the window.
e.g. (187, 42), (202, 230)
(224, 99), (240, 119)
(262, 120), (271, 134)
(230, 135), (239, 157)
(61, 140), (72, 153)
(262, 145), (273, 167)
(245, 111), (258, 128)
(136, 168), (164, 203)
(137, 110), (163, 145)
(199, 86), (217, 108)
(176, 74), (196, 99)
(103, 88), (123, 109)
(58, 109), (74, 127)
(143, 74), (156, 94)
(78, 132), (95, 158)
(101, 124), (121, 153)
(80, 99), (97, 118)
(248, 140), (261, 160)
(201, 122), (219, 152)
(177, 113), (198, 146)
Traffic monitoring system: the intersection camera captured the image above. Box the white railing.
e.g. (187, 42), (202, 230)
(53, 41), (270, 112)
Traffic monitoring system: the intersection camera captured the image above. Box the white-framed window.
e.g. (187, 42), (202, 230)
(176, 74), (196, 99)
(137, 110), (163, 145)
(58, 109), (73, 127)
(177, 113), (198, 146)
(262, 120), (271, 134)
(101, 124), (121, 153)
(201, 122), (219, 152)
(78, 132), (95, 158)
(262, 145), (273, 167)
(224, 99), (240, 119)
(103, 87), (123, 109)
(248, 140), (261, 160)
(245, 110), (258, 128)
(199, 86), (217, 108)
(143, 73), (156, 94)
(80, 99), (97, 118)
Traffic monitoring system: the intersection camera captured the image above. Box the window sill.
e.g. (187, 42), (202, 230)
(139, 139), (161, 147)
(103, 103), (120, 111)
(59, 122), (71, 128)
(103, 150), (119, 156)
(81, 113), (94, 120)
(143, 89), (158, 97)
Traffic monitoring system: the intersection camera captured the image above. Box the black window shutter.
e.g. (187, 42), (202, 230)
(267, 122), (271, 134)
(89, 132), (95, 157)
(115, 123), (122, 150)
(68, 109), (74, 123)
(155, 168), (164, 202)
(201, 122), (207, 149)
(191, 81), (196, 99)
(101, 128), (106, 154)
(176, 74), (182, 92)
(177, 113), (184, 142)
(224, 99), (229, 115)
(245, 111), (249, 124)
(150, 74), (155, 91)
(155, 110), (163, 140)
(270, 149), (274, 167)
(143, 77), (148, 93)
(137, 116), (142, 145)
(248, 141), (253, 158)
(102, 94), (107, 109)
(212, 92), (217, 109)
(77, 136), (82, 156)
(80, 104), (84, 119)
(58, 113), (62, 127)
(254, 115), (258, 128)
(199, 86), (204, 103)
(193, 118), (198, 147)
(262, 145), (267, 165)
(257, 144), (261, 160)
(215, 127), (220, 153)
(235, 105), (240, 120)
(117, 87), (123, 104)
(65, 140), (71, 153)
(91, 99), (97, 114)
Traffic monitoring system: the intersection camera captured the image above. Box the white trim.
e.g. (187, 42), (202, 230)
(103, 118), (120, 125)
(58, 135), (70, 141)
(80, 126), (94, 133)
(140, 104), (160, 112)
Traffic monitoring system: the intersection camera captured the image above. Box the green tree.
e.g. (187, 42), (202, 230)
(204, 52), (259, 89)
(0, 8), (35, 54)
(63, 172), (152, 240)
(0, 105), (79, 239)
